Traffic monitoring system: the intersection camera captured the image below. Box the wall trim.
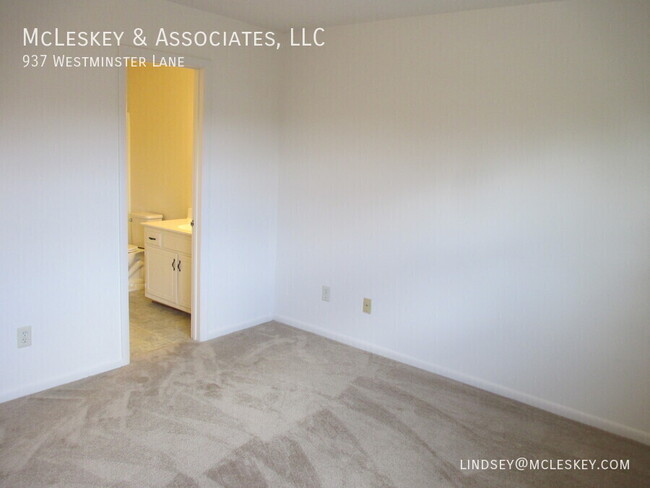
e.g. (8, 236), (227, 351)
(275, 315), (650, 446)
(0, 359), (127, 405)
(201, 315), (275, 342)
(0, 314), (273, 404)
(4, 314), (646, 446)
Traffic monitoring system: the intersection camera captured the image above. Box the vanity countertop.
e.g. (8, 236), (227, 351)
(141, 218), (192, 235)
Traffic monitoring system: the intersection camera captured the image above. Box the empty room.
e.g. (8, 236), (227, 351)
(0, 0), (648, 487)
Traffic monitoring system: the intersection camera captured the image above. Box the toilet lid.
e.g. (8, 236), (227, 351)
(128, 244), (140, 253)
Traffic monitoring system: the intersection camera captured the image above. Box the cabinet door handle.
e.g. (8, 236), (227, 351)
(148, 237), (157, 241)
(172, 258), (176, 271)
(178, 259), (182, 272)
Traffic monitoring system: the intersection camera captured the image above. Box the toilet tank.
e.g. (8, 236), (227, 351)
(129, 212), (163, 247)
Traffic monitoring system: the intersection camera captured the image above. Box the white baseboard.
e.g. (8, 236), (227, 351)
(201, 315), (274, 342)
(0, 315), (273, 404)
(0, 358), (127, 404)
(276, 315), (650, 446)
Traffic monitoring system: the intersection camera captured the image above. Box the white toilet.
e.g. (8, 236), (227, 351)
(128, 212), (163, 291)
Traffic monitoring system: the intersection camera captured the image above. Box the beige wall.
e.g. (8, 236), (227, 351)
(127, 64), (195, 220)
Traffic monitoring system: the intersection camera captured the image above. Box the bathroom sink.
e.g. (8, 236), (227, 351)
(178, 223), (192, 232)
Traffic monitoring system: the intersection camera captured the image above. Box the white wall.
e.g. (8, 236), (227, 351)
(276, 0), (650, 443)
(0, 0), (280, 401)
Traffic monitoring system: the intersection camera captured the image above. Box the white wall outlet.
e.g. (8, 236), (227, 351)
(363, 298), (372, 314)
(17, 326), (32, 348)
(322, 285), (331, 302)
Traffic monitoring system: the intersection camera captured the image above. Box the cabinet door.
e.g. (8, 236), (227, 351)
(145, 247), (177, 303)
(176, 253), (192, 310)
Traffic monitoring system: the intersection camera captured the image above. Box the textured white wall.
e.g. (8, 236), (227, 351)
(276, 0), (650, 443)
(0, 0), (280, 401)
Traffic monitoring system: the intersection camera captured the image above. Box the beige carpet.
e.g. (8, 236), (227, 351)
(0, 322), (648, 487)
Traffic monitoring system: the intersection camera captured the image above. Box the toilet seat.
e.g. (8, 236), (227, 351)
(128, 244), (141, 254)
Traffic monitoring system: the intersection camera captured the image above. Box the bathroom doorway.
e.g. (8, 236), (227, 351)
(120, 55), (204, 360)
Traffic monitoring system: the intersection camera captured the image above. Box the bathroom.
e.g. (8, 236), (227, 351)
(126, 63), (197, 356)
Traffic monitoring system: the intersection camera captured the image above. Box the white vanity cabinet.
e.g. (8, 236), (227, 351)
(143, 225), (192, 313)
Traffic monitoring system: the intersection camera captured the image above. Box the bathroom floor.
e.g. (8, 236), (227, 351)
(129, 290), (191, 356)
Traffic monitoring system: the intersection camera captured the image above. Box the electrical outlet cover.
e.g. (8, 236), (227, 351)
(322, 285), (331, 302)
(17, 326), (32, 348)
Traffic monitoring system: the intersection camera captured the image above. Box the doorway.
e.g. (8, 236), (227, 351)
(119, 52), (204, 362)
(128, 63), (195, 356)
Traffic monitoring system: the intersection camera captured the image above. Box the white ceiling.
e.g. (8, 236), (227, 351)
(166, 0), (562, 31)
